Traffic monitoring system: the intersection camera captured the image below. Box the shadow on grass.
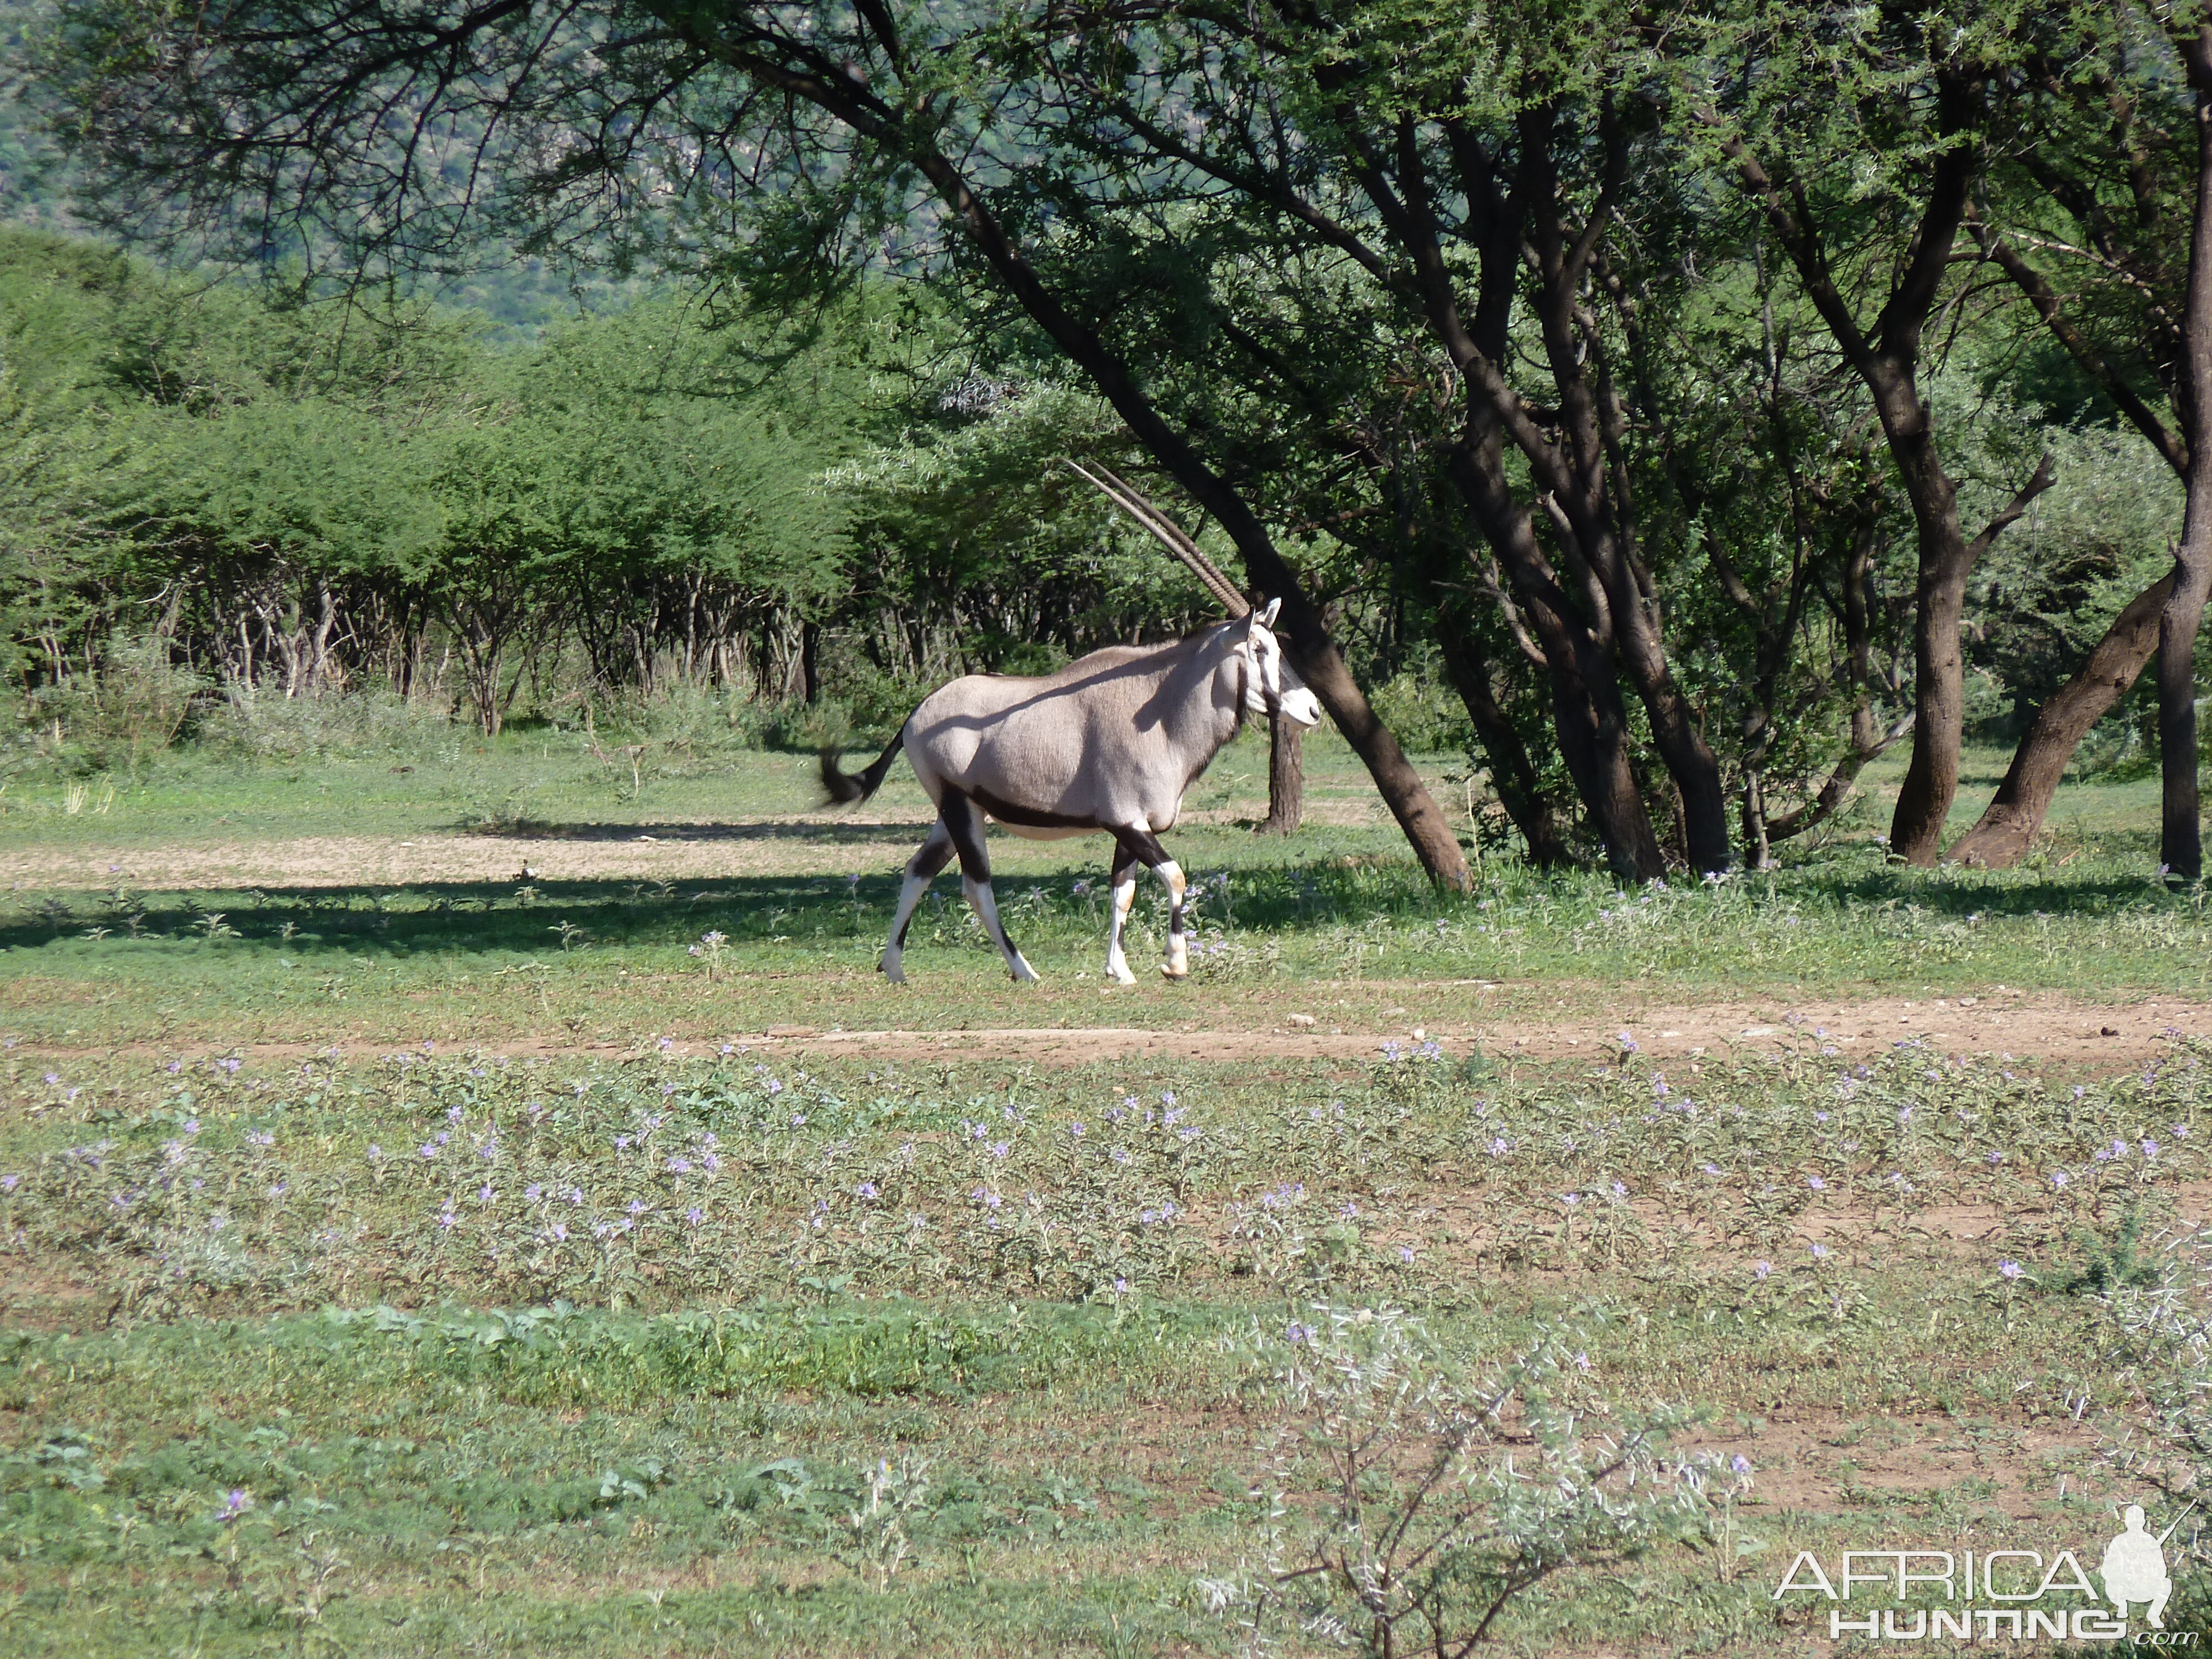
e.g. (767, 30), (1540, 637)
(461, 819), (935, 845)
(0, 849), (2194, 964)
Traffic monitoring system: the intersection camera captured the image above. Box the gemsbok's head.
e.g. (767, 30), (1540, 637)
(1235, 598), (1323, 728)
(1065, 460), (1326, 729)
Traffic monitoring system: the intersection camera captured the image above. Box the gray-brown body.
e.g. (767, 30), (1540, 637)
(822, 604), (1320, 982)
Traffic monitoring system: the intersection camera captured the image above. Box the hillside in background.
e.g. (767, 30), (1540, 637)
(0, 0), (645, 334)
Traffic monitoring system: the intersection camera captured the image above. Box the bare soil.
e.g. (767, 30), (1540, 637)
(1671, 1410), (2103, 1517)
(733, 986), (2204, 1068)
(5, 987), (2200, 1070)
(0, 806), (1392, 888)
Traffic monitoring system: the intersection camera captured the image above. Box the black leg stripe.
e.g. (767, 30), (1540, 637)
(894, 825), (957, 949)
(942, 794), (992, 877)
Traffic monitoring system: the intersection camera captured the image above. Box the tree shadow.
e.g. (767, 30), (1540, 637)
(0, 857), (2185, 960)
(467, 820), (933, 846)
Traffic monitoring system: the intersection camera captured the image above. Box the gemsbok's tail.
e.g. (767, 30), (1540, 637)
(819, 723), (909, 806)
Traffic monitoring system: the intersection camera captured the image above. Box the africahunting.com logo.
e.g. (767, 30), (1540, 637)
(1775, 1503), (2197, 1643)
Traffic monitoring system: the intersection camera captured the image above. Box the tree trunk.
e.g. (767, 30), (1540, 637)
(1741, 771), (1771, 869)
(1444, 444), (1662, 878)
(2162, 25), (2212, 881)
(1770, 518), (1887, 845)
(899, 146), (1470, 890)
(1289, 632), (1472, 889)
(1884, 436), (2054, 862)
(2161, 552), (2212, 879)
(1949, 573), (2174, 867)
(1428, 578), (1574, 866)
(1258, 716), (1303, 836)
(307, 578), (337, 696)
(1888, 531), (1969, 863)
(458, 616), (504, 738)
(1587, 529), (1734, 873)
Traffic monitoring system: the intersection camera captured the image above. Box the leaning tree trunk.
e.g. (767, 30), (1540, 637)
(1885, 442), (2054, 863)
(1258, 715), (1303, 835)
(1286, 626), (1473, 888)
(1442, 444), (1660, 877)
(1428, 579), (1574, 866)
(2162, 24), (2212, 881)
(1949, 573), (2173, 868)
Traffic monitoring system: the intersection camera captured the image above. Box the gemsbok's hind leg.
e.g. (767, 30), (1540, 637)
(880, 819), (955, 984)
(1103, 841), (1140, 984)
(943, 793), (1039, 983)
(1113, 826), (1188, 979)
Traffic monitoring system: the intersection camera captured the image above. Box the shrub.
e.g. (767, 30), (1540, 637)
(1203, 1305), (1709, 1656)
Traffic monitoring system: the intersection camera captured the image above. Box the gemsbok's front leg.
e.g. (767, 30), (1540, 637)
(1158, 857), (1189, 978)
(943, 792), (1039, 983)
(880, 820), (954, 984)
(1103, 840), (1140, 984)
(1115, 825), (1188, 979)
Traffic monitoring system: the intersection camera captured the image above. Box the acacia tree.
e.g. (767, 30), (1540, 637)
(1945, 6), (2212, 877)
(37, 0), (1472, 885)
(1015, 2), (1738, 875)
(1623, 236), (1910, 866)
(504, 302), (853, 703)
(1693, 2), (2058, 867)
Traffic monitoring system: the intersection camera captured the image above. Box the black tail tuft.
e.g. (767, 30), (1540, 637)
(820, 726), (907, 806)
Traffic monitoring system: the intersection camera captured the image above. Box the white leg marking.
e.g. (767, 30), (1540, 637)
(880, 869), (934, 983)
(1104, 869), (1138, 984)
(964, 875), (1038, 982)
(1157, 860), (1188, 979)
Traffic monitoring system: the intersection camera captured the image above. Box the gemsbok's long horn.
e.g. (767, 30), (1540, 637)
(1062, 459), (1251, 618)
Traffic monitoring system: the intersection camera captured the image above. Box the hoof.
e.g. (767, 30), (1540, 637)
(1107, 963), (1136, 986)
(879, 955), (906, 984)
(1009, 958), (1040, 983)
(1158, 962), (1188, 980)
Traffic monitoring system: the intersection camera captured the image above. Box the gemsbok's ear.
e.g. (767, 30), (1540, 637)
(1256, 596), (1282, 630)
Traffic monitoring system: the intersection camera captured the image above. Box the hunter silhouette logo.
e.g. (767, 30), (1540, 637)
(1775, 1500), (2199, 1642)
(2101, 1503), (2184, 1630)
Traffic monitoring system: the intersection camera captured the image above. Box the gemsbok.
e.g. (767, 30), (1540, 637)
(821, 466), (1323, 983)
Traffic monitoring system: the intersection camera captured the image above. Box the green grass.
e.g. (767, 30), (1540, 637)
(1, 732), (2208, 1652)
(1, 1039), (2204, 1653)
(0, 733), (2205, 1053)
(0, 706), (2171, 849)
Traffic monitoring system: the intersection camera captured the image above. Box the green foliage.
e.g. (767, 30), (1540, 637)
(1209, 1305), (1709, 1657)
(1367, 662), (1476, 757)
(825, 374), (1229, 678)
(0, 1022), (2197, 1651)
(2063, 1206), (2165, 1295)
(0, 228), (883, 738)
(7, 0), (2211, 878)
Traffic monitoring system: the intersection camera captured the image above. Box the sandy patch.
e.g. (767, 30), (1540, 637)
(6, 988), (2201, 1071)
(0, 807), (1397, 889)
(701, 987), (2209, 1069)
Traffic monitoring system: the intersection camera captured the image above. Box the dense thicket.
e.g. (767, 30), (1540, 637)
(7, 1), (2212, 878)
(0, 231), (1250, 744)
